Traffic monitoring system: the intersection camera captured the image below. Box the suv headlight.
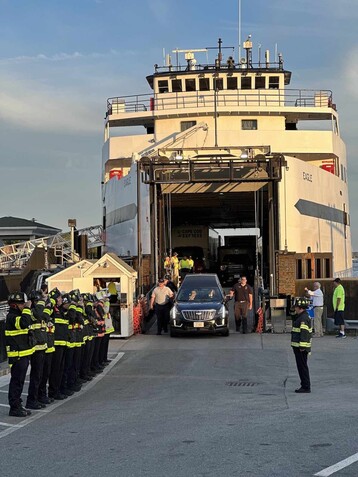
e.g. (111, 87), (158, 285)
(220, 265), (227, 271)
(170, 305), (180, 319)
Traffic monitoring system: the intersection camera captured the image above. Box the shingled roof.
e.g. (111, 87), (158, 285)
(0, 216), (60, 230)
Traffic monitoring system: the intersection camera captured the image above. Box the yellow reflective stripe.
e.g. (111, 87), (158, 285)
(291, 342), (300, 347)
(15, 316), (22, 330)
(69, 304), (77, 311)
(292, 327), (300, 332)
(106, 327), (114, 334)
(7, 350), (19, 357)
(32, 323), (42, 329)
(84, 319), (89, 325)
(300, 324), (312, 332)
(54, 318), (69, 325)
(50, 298), (56, 306)
(35, 344), (48, 351)
(67, 342), (76, 348)
(299, 342), (311, 348)
(54, 340), (67, 346)
(38, 300), (45, 306)
(19, 349), (34, 357)
(5, 329), (29, 336)
(22, 308), (32, 316)
(43, 308), (52, 316)
(46, 347), (55, 353)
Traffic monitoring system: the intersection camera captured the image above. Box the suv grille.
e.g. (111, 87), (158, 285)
(182, 310), (216, 321)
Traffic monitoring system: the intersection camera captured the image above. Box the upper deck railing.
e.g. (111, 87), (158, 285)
(106, 89), (334, 116)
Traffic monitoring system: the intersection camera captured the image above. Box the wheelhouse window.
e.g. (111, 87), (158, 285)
(199, 78), (210, 91)
(214, 78), (224, 90)
(185, 78), (196, 92)
(158, 80), (169, 93)
(172, 79), (182, 92)
(269, 76), (280, 89)
(255, 76), (266, 89)
(181, 121), (197, 132)
(241, 77), (252, 89)
(227, 76), (238, 90)
(242, 119), (257, 130)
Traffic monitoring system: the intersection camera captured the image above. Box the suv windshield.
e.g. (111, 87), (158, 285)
(177, 286), (223, 303)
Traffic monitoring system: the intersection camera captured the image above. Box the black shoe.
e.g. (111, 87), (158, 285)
(62, 389), (74, 396)
(38, 397), (52, 405)
(26, 401), (44, 410)
(53, 393), (68, 400)
(104, 359), (112, 364)
(295, 387), (311, 393)
(68, 384), (82, 392)
(77, 378), (87, 384)
(9, 407), (31, 417)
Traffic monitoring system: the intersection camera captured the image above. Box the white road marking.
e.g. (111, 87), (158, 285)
(0, 390), (28, 396)
(0, 421), (22, 428)
(314, 452), (358, 476)
(0, 352), (124, 440)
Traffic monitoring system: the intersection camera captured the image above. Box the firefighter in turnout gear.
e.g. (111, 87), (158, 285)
(5, 292), (34, 417)
(291, 297), (313, 393)
(79, 293), (97, 381)
(59, 294), (78, 397)
(25, 290), (48, 410)
(38, 293), (56, 404)
(48, 288), (69, 400)
(98, 292), (114, 366)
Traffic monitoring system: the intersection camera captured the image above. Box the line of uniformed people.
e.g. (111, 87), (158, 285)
(5, 288), (114, 417)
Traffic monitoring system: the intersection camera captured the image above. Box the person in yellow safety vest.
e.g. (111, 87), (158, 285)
(5, 292), (34, 417)
(188, 256), (194, 273)
(179, 256), (191, 281)
(164, 256), (172, 277)
(171, 252), (179, 286)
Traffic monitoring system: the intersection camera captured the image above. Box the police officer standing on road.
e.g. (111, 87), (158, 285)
(5, 292), (34, 417)
(291, 297), (312, 393)
(229, 276), (253, 333)
(150, 278), (174, 335)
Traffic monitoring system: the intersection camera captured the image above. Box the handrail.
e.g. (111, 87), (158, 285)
(106, 89), (333, 115)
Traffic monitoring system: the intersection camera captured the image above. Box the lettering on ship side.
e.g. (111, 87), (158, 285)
(303, 172), (313, 182)
(123, 175), (132, 188)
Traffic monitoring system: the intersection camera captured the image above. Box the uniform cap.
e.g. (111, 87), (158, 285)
(294, 297), (310, 309)
(8, 292), (28, 304)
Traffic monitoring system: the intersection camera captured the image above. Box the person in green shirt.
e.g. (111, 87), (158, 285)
(333, 278), (346, 338)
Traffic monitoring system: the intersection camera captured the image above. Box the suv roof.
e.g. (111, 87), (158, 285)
(181, 273), (221, 287)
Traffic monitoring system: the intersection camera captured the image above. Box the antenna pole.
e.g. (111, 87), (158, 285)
(238, 0), (242, 62)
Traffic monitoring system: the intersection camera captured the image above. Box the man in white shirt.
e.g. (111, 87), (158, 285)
(305, 282), (324, 337)
(150, 279), (174, 335)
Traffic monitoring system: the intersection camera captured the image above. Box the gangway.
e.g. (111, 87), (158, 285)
(0, 225), (104, 270)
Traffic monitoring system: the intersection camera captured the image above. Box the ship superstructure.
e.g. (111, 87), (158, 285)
(102, 37), (351, 293)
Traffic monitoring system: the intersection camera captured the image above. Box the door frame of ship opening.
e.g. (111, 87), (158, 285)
(139, 153), (285, 294)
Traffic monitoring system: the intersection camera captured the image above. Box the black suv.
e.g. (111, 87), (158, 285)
(169, 274), (229, 337)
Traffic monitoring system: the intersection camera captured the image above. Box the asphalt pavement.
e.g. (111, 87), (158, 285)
(0, 315), (358, 476)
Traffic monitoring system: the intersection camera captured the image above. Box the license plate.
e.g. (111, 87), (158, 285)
(193, 322), (204, 328)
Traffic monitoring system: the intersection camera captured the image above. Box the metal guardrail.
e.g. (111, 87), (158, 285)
(0, 225), (104, 270)
(106, 89), (333, 115)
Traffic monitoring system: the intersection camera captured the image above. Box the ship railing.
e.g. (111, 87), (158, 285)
(153, 62), (284, 74)
(107, 89), (333, 115)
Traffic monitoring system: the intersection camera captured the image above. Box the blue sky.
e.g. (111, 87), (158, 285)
(1, 0), (358, 246)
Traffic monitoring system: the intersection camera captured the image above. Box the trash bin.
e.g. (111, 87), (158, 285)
(270, 297), (287, 333)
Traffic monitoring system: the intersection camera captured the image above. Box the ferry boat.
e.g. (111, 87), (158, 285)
(101, 36), (352, 295)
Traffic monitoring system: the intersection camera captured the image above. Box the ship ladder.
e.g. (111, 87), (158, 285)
(256, 307), (264, 334)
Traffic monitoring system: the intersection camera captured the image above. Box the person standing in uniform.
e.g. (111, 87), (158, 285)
(188, 256), (194, 273)
(305, 282), (324, 337)
(229, 276), (253, 333)
(171, 252), (179, 287)
(291, 297), (312, 393)
(26, 290), (48, 410)
(150, 278), (174, 335)
(164, 256), (172, 278)
(333, 278), (346, 338)
(5, 292), (34, 417)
